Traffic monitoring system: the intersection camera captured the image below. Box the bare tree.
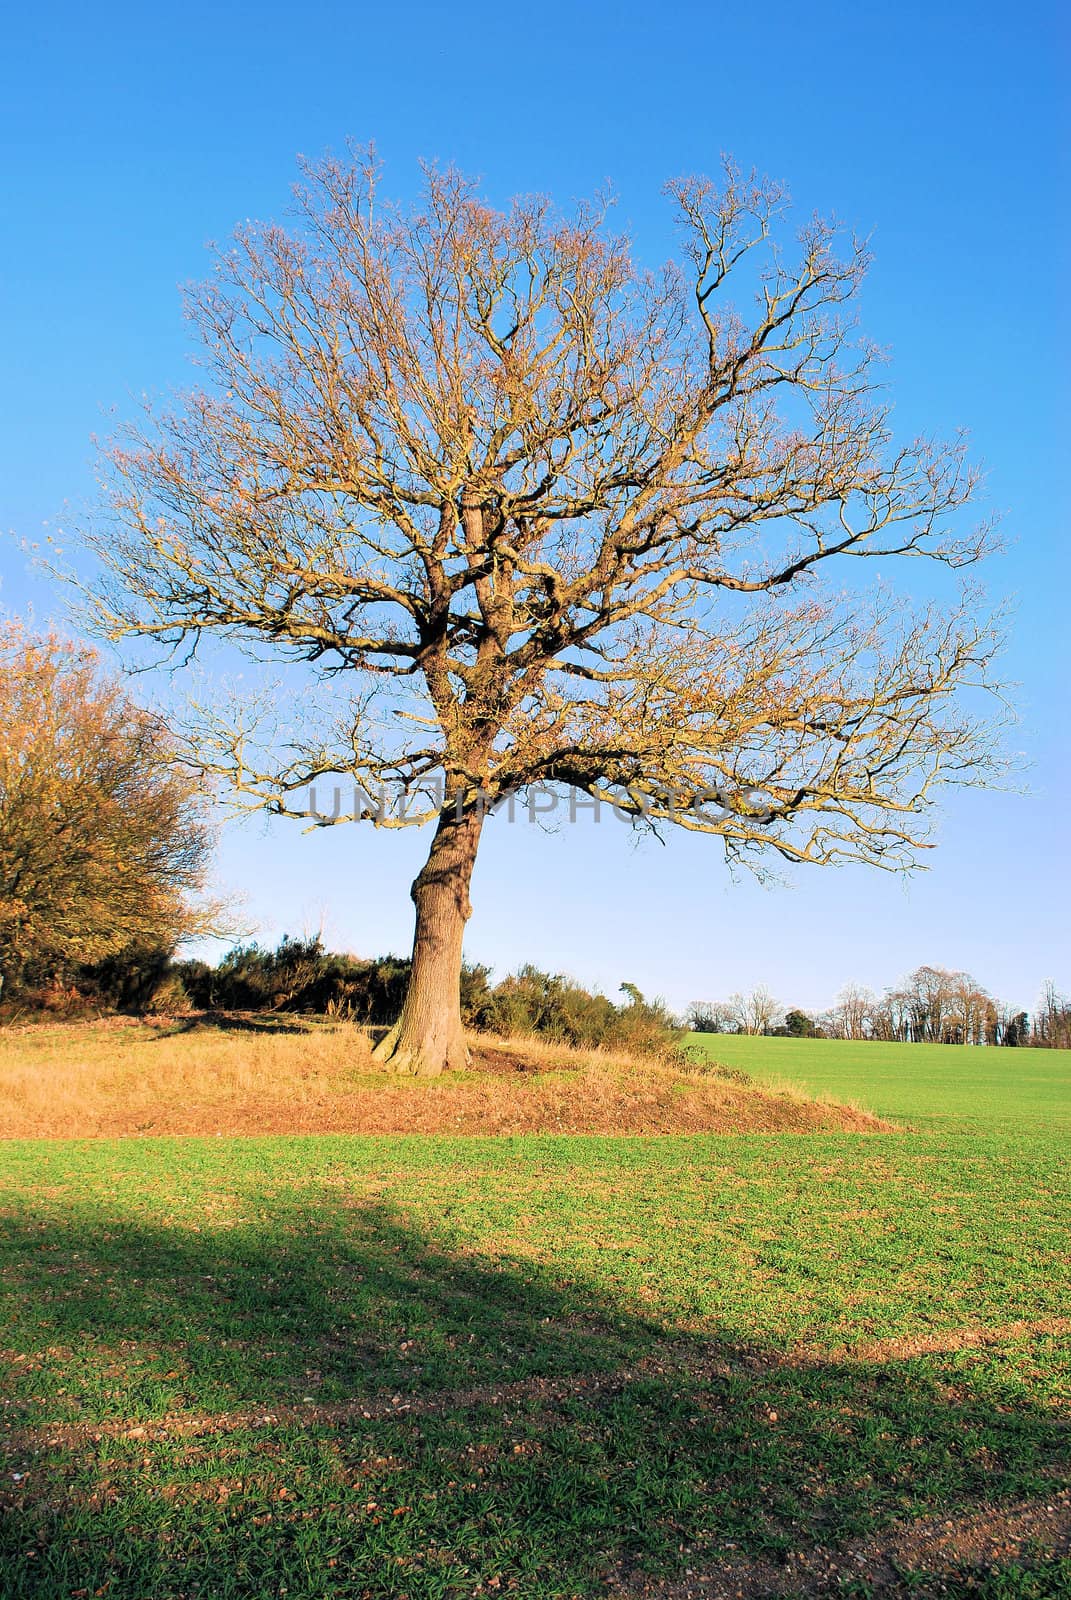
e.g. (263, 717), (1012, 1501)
(81, 152), (1002, 1074)
(728, 985), (783, 1036)
(871, 965), (1008, 1045)
(897, 965), (951, 1043)
(686, 1000), (736, 1034)
(945, 969), (992, 1045)
(827, 982), (877, 1041)
(1033, 980), (1071, 1049)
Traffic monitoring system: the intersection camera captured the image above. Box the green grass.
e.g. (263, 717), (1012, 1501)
(1, 1131), (1069, 1598)
(686, 1034), (1071, 1134)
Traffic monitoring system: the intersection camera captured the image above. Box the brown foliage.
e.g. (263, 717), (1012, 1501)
(0, 622), (213, 994)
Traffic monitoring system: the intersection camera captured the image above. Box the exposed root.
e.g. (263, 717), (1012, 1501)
(370, 1020), (470, 1077)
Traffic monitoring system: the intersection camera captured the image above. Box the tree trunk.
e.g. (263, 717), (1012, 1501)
(372, 804), (484, 1076)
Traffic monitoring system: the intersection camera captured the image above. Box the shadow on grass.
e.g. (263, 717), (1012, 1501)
(147, 1012), (321, 1038)
(0, 1196), (1067, 1598)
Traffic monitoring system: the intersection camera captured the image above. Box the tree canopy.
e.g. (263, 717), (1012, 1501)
(80, 152), (1003, 1071)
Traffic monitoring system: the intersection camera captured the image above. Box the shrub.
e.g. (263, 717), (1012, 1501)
(781, 1008), (819, 1038)
(474, 966), (681, 1057)
(146, 972), (193, 1014)
(78, 946), (174, 1012)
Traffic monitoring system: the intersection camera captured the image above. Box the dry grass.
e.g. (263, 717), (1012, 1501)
(0, 1014), (893, 1139)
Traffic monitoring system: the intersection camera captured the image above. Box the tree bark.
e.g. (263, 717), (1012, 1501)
(372, 804), (484, 1076)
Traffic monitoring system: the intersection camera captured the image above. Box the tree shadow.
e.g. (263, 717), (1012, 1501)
(147, 1011), (319, 1038)
(0, 1196), (1066, 1598)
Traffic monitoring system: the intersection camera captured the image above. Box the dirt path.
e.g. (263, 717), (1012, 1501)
(5, 1314), (1070, 1456)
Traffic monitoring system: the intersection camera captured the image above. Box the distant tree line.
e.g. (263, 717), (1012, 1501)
(687, 966), (1069, 1047)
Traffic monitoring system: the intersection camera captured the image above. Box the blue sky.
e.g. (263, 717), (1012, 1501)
(2, 0), (1068, 1014)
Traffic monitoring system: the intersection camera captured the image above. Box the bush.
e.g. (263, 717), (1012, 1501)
(78, 946), (174, 1012)
(473, 966), (681, 1057)
(169, 938), (488, 1029)
(146, 972), (193, 1014)
(701, 1061), (753, 1086)
(174, 937), (383, 1019)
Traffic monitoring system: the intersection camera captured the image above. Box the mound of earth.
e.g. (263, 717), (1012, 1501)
(0, 1016), (892, 1138)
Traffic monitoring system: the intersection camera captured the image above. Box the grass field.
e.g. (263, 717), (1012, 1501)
(1, 1032), (1069, 1597)
(686, 1034), (1071, 1135)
